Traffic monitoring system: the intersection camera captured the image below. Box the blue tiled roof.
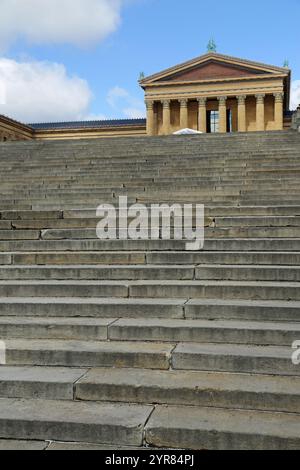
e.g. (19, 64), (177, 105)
(28, 118), (146, 130)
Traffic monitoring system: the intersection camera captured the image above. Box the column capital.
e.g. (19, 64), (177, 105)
(237, 95), (247, 105)
(162, 99), (171, 108)
(273, 92), (284, 102)
(197, 97), (207, 106)
(179, 98), (188, 107)
(145, 100), (154, 109)
(217, 96), (227, 105)
(255, 94), (265, 103)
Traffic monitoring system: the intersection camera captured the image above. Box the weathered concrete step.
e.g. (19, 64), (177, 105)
(0, 317), (117, 340)
(214, 216), (300, 227)
(0, 398), (152, 446)
(108, 318), (300, 346)
(4, 339), (174, 369)
(0, 254), (11, 265)
(129, 280), (300, 301)
(0, 439), (48, 450)
(5, 215), (300, 230)
(145, 404), (300, 450)
(39, 227), (300, 240)
(11, 251), (146, 265)
(0, 281), (129, 297)
(172, 342), (299, 376)
(0, 280), (299, 300)
(2, 238), (300, 251)
(147, 251), (300, 265)
(76, 367), (300, 413)
(0, 265), (195, 280)
(0, 210), (63, 220)
(63, 206), (300, 218)
(185, 298), (300, 321)
(0, 230), (40, 240)
(0, 297), (185, 319)
(0, 366), (87, 399)
(3, 250), (300, 266)
(195, 265), (300, 281)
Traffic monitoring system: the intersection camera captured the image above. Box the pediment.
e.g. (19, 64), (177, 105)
(157, 60), (269, 82)
(140, 53), (290, 86)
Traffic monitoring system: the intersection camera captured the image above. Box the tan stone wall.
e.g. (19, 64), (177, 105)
(34, 125), (147, 140)
(0, 118), (33, 142)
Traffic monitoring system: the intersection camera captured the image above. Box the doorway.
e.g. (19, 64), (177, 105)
(206, 109), (232, 133)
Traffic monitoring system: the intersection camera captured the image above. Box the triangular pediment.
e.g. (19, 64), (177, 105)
(140, 52), (290, 85)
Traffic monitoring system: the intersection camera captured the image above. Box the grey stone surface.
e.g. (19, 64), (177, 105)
(5, 338), (174, 369)
(0, 439), (48, 450)
(0, 366), (87, 399)
(172, 342), (299, 375)
(75, 367), (300, 413)
(0, 398), (153, 446)
(145, 404), (300, 450)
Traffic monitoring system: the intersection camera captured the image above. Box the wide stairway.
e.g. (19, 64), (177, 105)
(0, 131), (300, 450)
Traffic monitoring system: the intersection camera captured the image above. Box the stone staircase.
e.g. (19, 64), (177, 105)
(0, 131), (300, 449)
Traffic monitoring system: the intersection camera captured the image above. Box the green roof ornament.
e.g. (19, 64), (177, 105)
(283, 59), (289, 68)
(207, 39), (217, 53)
(139, 71), (145, 80)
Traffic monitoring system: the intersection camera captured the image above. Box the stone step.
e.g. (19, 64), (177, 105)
(108, 318), (300, 346)
(0, 439), (48, 450)
(147, 251), (300, 265)
(11, 251), (146, 265)
(4, 250), (300, 266)
(172, 342), (299, 376)
(75, 367), (300, 413)
(195, 265), (300, 281)
(0, 265), (195, 281)
(0, 366), (86, 400)
(185, 298), (300, 321)
(4, 338), (174, 369)
(0, 297), (185, 318)
(38, 227), (300, 240)
(0, 316), (117, 340)
(2, 238), (300, 252)
(129, 280), (300, 301)
(0, 398), (152, 446)
(145, 404), (300, 450)
(0, 280), (299, 300)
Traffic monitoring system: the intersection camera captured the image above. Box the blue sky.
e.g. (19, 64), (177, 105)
(0, 0), (299, 123)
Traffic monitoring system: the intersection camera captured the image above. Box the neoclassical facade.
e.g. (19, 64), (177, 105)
(0, 51), (296, 142)
(141, 52), (291, 135)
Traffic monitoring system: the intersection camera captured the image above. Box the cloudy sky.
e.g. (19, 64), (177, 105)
(0, 0), (299, 123)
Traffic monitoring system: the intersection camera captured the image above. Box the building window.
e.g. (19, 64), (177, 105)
(207, 111), (219, 133)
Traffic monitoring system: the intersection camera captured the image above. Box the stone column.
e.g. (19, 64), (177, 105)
(145, 100), (155, 136)
(256, 94), (265, 131)
(237, 95), (247, 132)
(274, 93), (284, 130)
(218, 96), (227, 133)
(179, 99), (189, 129)
(197, 98), (207, 133)
(162, 100), (171, 135)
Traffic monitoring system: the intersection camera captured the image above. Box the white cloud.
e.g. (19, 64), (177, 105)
(0, 0), (125, 50)
(123, 107), (145, 118)
(107, 86), (145, 118)
(291, 80), (300, 110)
(0, 58), (94, 122)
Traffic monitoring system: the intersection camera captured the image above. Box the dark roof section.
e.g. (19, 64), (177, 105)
(28, 118), (146, 130)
